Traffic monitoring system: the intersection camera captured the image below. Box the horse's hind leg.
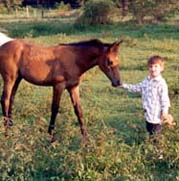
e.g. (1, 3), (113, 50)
(1, 77), (18, 131)
(48, 84), (64, 139)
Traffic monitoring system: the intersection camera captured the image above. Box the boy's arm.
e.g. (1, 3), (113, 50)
(122, 82), (143, 93)
(160, 82), (175, 127)
(160, 82), (170, 115)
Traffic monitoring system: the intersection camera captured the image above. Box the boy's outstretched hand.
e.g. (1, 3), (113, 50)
(161, 114), (176, 127)
(118, 83), (124, 88)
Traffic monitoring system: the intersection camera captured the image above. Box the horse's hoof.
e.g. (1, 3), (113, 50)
(48, 128), (56, 143)
(4, 119), (13, 127)
(81, 134), (90, 147)
(51, 135), (57, 143)
(48, 125), (55, 135)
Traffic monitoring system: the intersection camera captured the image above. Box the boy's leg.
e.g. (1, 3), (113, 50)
(146, 121), (162, 135)
(146, 122), (163, 159)
(146, 121), (162, 144)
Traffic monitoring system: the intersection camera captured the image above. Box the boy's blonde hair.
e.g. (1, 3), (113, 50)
(147, 55), (164, 68)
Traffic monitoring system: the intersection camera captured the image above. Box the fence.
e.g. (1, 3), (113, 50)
(0, 7), (80, 21)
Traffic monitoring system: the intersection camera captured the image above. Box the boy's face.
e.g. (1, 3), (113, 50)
(148, 63), (163, 78)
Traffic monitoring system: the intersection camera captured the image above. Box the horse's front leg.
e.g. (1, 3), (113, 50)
(48, 84), (64, 136)
(68, 85), (88, 138)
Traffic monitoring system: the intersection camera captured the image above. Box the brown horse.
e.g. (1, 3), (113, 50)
(0, 38), (122, 138)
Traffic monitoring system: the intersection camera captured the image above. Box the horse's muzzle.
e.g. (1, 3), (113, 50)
(112, 80), (121, 87)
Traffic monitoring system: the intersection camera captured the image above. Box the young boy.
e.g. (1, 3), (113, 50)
(121, 55), (174, 136)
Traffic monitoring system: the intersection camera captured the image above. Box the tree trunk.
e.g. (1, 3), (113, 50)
(121, 0), (129, 16)
(5, 0), (11, 13)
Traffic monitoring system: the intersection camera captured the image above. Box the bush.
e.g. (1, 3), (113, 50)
(0, 4), (8, 14)
(75, 0), (115, 26)
(54, 2), (71, 11)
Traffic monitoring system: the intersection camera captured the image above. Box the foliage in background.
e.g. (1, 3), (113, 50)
(1, 0), (179, 25)
(54, 1), (71, 11)
(129, 0), (179, 24)
(75, 0), (116, 26)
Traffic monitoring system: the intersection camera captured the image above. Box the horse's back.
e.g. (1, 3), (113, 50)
(0, 39), (24, 62)
(0, 39), (63, 85)
(0, 39), (25, 80)
(0, 39), (23, 52)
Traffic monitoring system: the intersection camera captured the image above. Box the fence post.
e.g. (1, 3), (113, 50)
(26, 6), (29, 18)
(15, 7), (18, 17)
(33, 9), (37, 18)
(41, 8), (44, 18)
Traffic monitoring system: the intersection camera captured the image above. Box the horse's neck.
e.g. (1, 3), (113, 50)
(78, 54), (98, 74)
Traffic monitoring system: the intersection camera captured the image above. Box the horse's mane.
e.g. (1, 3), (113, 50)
(59, 39), (110, 47)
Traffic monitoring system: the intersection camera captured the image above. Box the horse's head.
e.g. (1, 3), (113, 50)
(98, 40), (123, 87)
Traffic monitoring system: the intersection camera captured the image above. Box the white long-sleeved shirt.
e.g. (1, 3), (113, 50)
(122, 75), (170, 124)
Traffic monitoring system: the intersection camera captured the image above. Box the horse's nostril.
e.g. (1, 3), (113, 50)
(117, 80), (120, 85)
(112, 80), (121, 87)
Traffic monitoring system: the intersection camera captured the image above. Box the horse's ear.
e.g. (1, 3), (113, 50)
(109, 40), (123, 52)
(114, 40), (123, 45)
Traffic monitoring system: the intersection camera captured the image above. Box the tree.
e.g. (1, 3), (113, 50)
(4, 0), (11, 12)
(121, 0), (129, 16)
(76, 0), (115, 26)
(129, 0), (179, 24)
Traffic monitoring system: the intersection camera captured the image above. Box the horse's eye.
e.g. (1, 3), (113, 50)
(107, 59), (113, 66)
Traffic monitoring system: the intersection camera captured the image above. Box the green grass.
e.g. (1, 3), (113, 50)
(0, 18), (179, 180)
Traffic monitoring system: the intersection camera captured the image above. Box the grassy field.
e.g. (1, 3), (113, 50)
(0, 18), (179, 180)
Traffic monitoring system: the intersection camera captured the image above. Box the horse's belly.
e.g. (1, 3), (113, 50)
(20, 62), (53, 85)
(21, 66), (65, 86)
(23, 74), (50, 85)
